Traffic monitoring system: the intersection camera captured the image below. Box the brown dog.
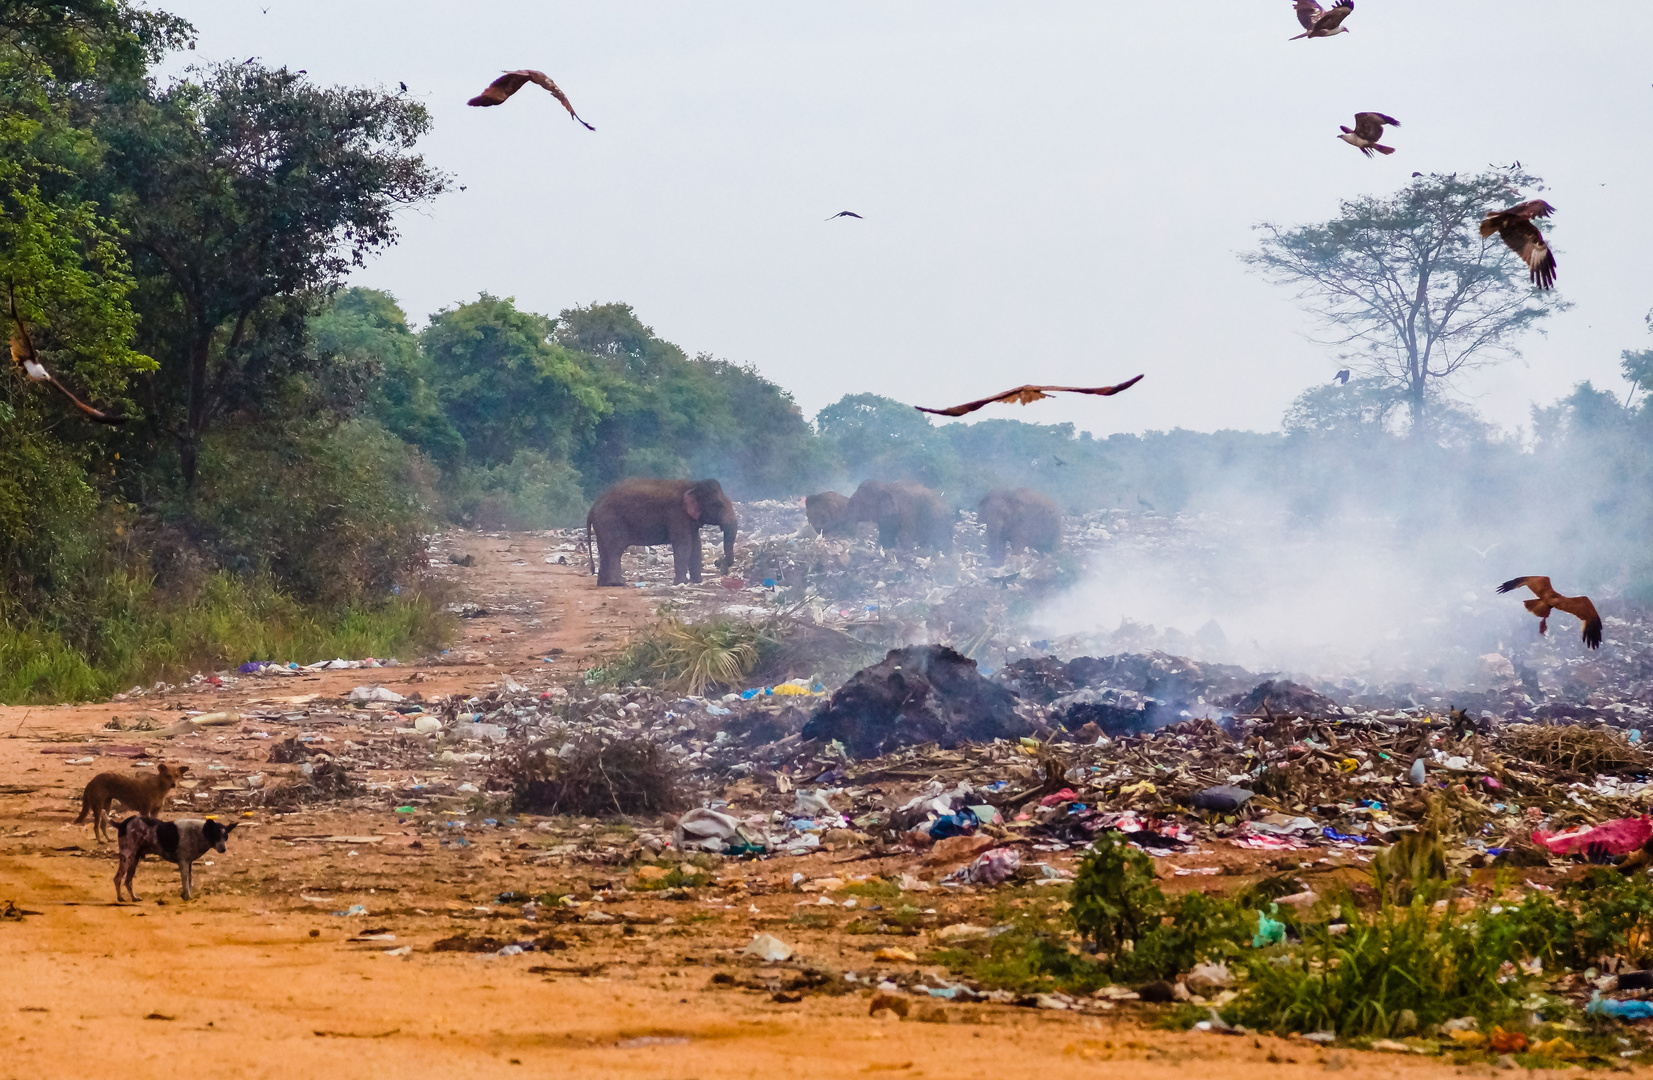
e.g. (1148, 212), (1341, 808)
(114, 816), (237, 901)
(75, 763), (188, 842)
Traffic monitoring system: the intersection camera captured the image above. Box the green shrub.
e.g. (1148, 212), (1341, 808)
(443, 449), (588, 529)
(1069, 831), (1165, 955)
(592, 616), (782, 694)
(1230, 897), (1534, 1037)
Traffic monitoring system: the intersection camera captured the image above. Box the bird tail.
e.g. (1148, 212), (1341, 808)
(1524, 598), (1544, 616)
(1373, 144), (1396, 155)
(1479, 219), (1500, 239)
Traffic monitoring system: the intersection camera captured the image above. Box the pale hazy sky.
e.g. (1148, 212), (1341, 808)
(158, 1), (1653, 438)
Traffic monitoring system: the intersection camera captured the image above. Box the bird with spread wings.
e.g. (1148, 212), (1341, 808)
(1338, 112), (1400, 157)
(915, 374), (1144, 418)
(8, 303), (128, 424)
(1290, 0), (1354, 39)
(1497, 576), (1602, 649)
(1481, 200), (1557, 290)
(467, 70), (595, 130)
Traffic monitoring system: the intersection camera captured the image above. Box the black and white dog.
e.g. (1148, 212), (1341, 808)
(114, 816), (238, 901)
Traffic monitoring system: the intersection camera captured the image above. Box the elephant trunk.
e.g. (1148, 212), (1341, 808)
(718, 524), (736, 571)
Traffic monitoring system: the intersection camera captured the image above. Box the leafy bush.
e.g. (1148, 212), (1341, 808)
(443, 450), (588, 529)
(594, 616), (781, 695)
(1231, 897), (1536, 1037)
(1070, 831), (1165, 955)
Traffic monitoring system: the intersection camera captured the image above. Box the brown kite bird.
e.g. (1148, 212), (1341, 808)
(8, 309), (128, 425)
(1481, 200), (1557, 290)
(1497, 576), (1602, 650)
(1338, 112), (1400, 157)
(1290, 0), (1354, 39)
(915, 374), (1144, 418)
(467, 70), (595, 130)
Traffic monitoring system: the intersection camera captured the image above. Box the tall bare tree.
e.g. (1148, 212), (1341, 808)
(1243, 169), (1569, 433)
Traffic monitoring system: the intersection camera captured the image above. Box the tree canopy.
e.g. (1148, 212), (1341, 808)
(1243, 169), (1568, 434)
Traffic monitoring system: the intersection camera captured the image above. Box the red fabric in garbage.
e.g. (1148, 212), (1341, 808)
(1039, 788), (1079, 807)
(1532, 815), (1652, 857)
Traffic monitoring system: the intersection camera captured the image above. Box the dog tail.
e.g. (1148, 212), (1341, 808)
(74, 786), (93, 824)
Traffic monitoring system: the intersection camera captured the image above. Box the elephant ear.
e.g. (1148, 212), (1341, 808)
(683, 490), (701, 521)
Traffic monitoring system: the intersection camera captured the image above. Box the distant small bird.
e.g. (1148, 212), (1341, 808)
(467, 70), (595, 130)
(1333, 369), (1350, 384)
(398, 81), (408, 92)
(8, 307), (128, 424)
(1464, 542), (1501, 559)
(1338, 112), (1400, 156)
(1137, 494), (1156, 511)
(826, 211), (863, 220)
(1290, 0), (1354, 39)
(1481, 200), (1557, 289)
(1497, 575), (1602, 649)
(1411, 171), (1424, 177)
(914, 374), (1144, 417)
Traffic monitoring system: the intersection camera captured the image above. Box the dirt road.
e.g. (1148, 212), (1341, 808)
(0, 530), (1563, 1079)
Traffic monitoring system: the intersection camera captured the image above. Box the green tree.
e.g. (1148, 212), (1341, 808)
(815, 392), (959, 491)
(95, 61), (445, 484)
(422, 293), (609, 468)
(312, 287), (461, 465)
(1243, 170), (1569, 434)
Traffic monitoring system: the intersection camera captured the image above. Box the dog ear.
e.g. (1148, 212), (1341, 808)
(223, 822), (238, 835)
(176, 764), (190, 775)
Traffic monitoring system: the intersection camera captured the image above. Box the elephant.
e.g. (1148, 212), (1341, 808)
(586, 477), (738, 586)
(978, 487), (1060, 565)
(804, 491), (854, 537)
(845, 480), (954, 552)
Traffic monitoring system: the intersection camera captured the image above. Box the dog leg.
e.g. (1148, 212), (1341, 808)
(179, 861), (192, 901)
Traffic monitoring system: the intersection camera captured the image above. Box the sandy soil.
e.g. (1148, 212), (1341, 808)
(0, 531), (1580, 1079)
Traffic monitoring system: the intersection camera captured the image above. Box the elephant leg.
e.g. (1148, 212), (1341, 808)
(598, 537), (626, 586)
(688, 534), (704, 583)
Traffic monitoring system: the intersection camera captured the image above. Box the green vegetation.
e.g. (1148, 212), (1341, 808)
(590, 615), (783, 694)
(5, 3), (1653, 699)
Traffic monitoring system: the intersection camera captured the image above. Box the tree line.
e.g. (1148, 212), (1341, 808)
(1, 1), (1650, 698)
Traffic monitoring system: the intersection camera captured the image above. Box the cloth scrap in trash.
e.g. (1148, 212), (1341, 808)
(1532, 815), (1652, 857)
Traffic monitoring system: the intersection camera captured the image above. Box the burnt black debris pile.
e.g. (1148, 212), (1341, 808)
(996, 652), (1275, 736)
(1231, 679), (1342, 718)
(802, 645), (1034, 757)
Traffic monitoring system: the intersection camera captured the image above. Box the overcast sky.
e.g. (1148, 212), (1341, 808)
(158, 1), (1653, 438)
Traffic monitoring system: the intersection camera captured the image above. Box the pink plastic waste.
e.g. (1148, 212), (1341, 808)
(1039, 788), (1079, 807)
(947, 847), (1022, 885)
(1532, 815), (1652, 857)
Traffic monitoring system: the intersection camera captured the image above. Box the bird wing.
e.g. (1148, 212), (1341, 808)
(1316, 1), (1354, 30)
(521, 70), (596, 130)
(1293, 0), (1325, 32)
(1497, 575), (1552, 599)
(467, 71), (531, 106)
(1496, 219), (1556, 289)
(915, 374), (1144, 417)
(1510, 199), (1555, 221)
(9, 314), (127, 424)
(1352, 113), (1386, 140)
(1550, 593), (1603, 649)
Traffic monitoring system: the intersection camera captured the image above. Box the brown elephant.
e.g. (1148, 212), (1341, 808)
(978, 487), (1060, 564)
(804, 491), (854, 537)
(586, 478), (738, 586)
(845, 480), (954, 552)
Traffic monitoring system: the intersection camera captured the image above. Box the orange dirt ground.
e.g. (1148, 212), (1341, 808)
(0, 531), (1579, 1079)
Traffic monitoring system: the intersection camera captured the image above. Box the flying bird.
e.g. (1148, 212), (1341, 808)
(1497, 576), (1602, 649)
(467, 70), (595, 130)
(8, 308), (128, 425)
(1338, 112), (1399, 157)
(1333, 369), (1350, 384)
(1465, 542), (1501, 559)
(914, 374), (1144, 417)
(1290, 0), (1354, 39)
(1481, 200), (1557, 289)
(826, 211), (863, 220)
